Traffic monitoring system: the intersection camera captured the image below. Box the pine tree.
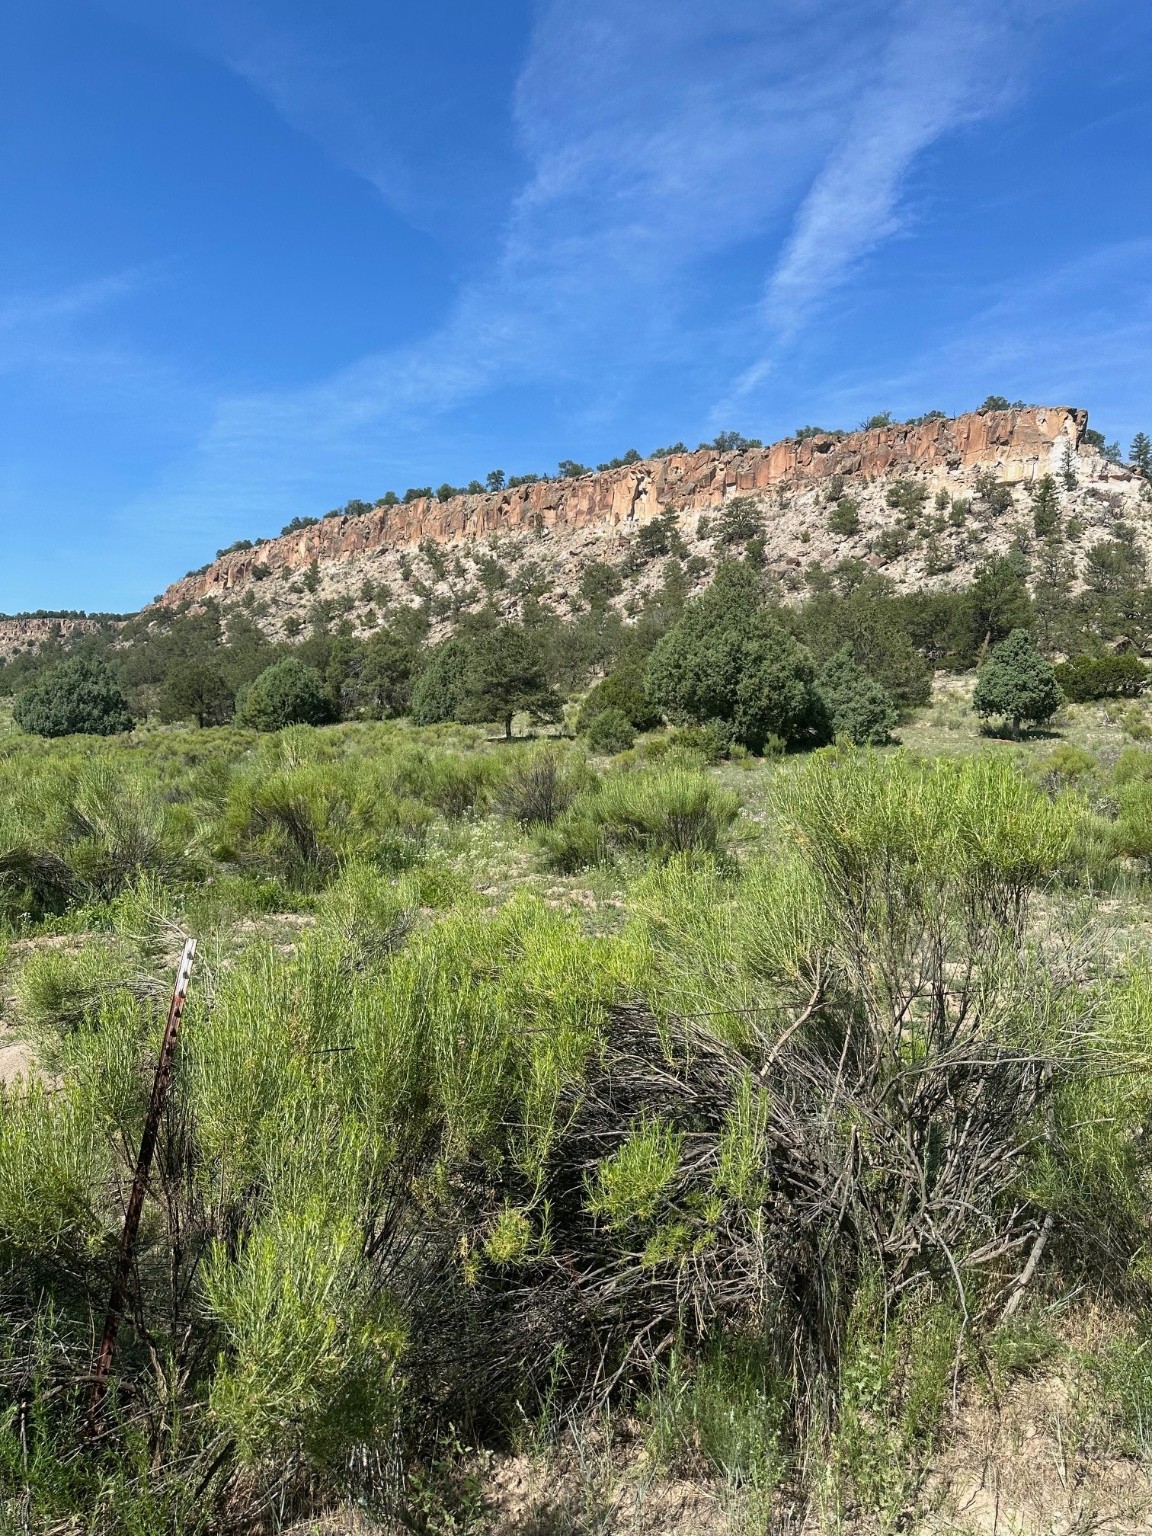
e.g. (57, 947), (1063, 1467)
(1131, 432), (1152, 480)
(457, 622), (561, 739)
(1031, 539), (1076, 655)
(960, 558), (1034, 661)
(1030, 474), (1060, 539)
(159, 662), (234, 727)
(411, 620), (560, 738)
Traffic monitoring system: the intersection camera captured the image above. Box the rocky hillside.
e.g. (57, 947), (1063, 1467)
(143, 404), (1145, 641)
(0, 615), (106, 665)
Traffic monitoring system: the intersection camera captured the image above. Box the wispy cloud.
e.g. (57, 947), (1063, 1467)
(100, 0), (1090, 556)
(741, 237), (1152, 445)
(0, 269), (151, 369)
(762, 1), (1033, 336)
(133, 1), (885, 531)
(897, 238), (1152, 438)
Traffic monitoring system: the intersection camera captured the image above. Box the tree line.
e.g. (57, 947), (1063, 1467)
(8, 537), (1152, 746)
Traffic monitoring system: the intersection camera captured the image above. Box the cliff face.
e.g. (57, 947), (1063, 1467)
(141, 404), (1149, 645)
(0, 616), (103, 664)
(155, 407), (1089, 610)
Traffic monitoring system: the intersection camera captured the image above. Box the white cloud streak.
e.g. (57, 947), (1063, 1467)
(138, 0), (884, 528)
(763, 0), (1052, 336)
(0, 270), (149, 369)
(84, 0), (1089, 550)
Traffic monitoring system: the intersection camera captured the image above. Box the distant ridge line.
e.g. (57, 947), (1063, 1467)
(154, 405), (1092, 611)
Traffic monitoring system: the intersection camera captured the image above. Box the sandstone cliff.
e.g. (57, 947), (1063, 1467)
(148, 406), (1147, 641)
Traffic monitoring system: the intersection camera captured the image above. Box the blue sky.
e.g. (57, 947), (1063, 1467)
(2, 0), (1150, 612)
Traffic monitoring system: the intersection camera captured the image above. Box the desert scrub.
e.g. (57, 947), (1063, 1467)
(540, 767), (740, 871)
(202, 1197), (405, 1467)
(625, 851), (828, 1042)
(774, 746), (1078, 947)
(644, 1339), (787, 1507)
(1030, 959), (1152, 1292)
(496, 743), (595, 827)
(825, 1275), (958, 1525)
(219, 756), (431, 886)
(0, 730), (1146, 1530)
(0, 756), (196, 920)
(391, 744), (505, 819)
(15, 936), (151, 1038)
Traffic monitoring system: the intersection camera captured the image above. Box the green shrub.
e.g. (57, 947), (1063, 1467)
(1054, 652), (1148, 703)
(873, 526), (910, 561)
(667, 723), (728, 763)
(159, 661), (235, 727)
(16, 941), (144, 1037)
(646, 568), (830, 753)
(1035, 741), (1098, 794)
(585, 707), (636, 754)
(496, 747), (593, 827)
(238, 659), (335, 730)
(0, 759), (190, 920)
(974, 629), (1063, 736)
(536, 812), (609, 872)
(575, 663), (661, 732)
(831, 1276), (957, 1521)
(220, 759), (429, 885)
(203, 1199), (404, 1467)
(546, 769), (740, 871)
(828, 496), (861, 536)
(816, 647), (897, 745)
(885, 478), (929, 516)
(13, 657), (133, 738)
(714, 496), (764, 546)
(399, 750), (500, 819)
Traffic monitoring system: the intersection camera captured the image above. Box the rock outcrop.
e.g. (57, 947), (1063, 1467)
(155, 407), (1090, 612)
(0, 616), (104, 664)
(137, 405), (1150, 646)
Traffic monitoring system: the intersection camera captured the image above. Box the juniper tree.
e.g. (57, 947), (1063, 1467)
(973, 629), (1063, 738)
(13, 656), (133, 737)
(584, 707), (636, 754)
(828, 497), (861, 536)
(816, 647), (898, 745)
(409, 640), (466, 726)
(577, 664), (661, 733)
(238, 658), (335, 730)
(645, 562), (829, 752)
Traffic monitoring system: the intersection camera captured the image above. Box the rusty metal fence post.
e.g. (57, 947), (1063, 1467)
(87, 937), (197, 1432)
